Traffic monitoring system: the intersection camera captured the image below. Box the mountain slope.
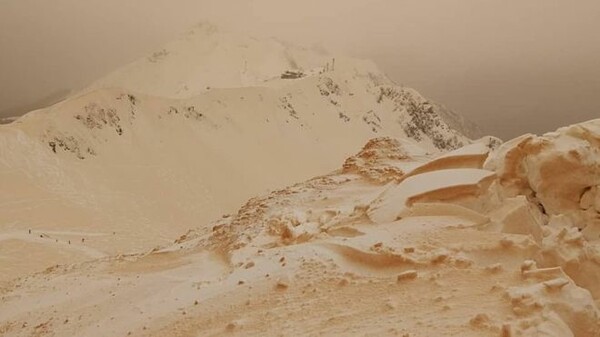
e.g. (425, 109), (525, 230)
(0, 25), (475, 284)
(2, 120), (600, 336)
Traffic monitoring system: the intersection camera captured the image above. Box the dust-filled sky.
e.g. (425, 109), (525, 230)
(1, 0), (599, 139)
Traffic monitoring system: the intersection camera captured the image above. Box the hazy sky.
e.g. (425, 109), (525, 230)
(1, 0), (599, 139)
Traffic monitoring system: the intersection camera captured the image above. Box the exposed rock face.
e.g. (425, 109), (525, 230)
(375, 86), (468, 150)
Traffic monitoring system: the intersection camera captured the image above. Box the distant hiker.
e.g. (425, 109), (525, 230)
(28, 229), (31, 234)
(82, 238), (85, 243)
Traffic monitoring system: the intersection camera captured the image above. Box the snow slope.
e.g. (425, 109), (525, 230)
(2, 120), (600, 336)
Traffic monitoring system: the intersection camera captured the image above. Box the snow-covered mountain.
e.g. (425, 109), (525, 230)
(4, 22), (600, 337)
(3, 119), (600, 337)
(85, 23), (478, 142)
(0, 24), (478, 283)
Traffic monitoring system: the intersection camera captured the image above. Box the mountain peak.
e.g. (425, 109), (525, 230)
(84, 23), (333, 98)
